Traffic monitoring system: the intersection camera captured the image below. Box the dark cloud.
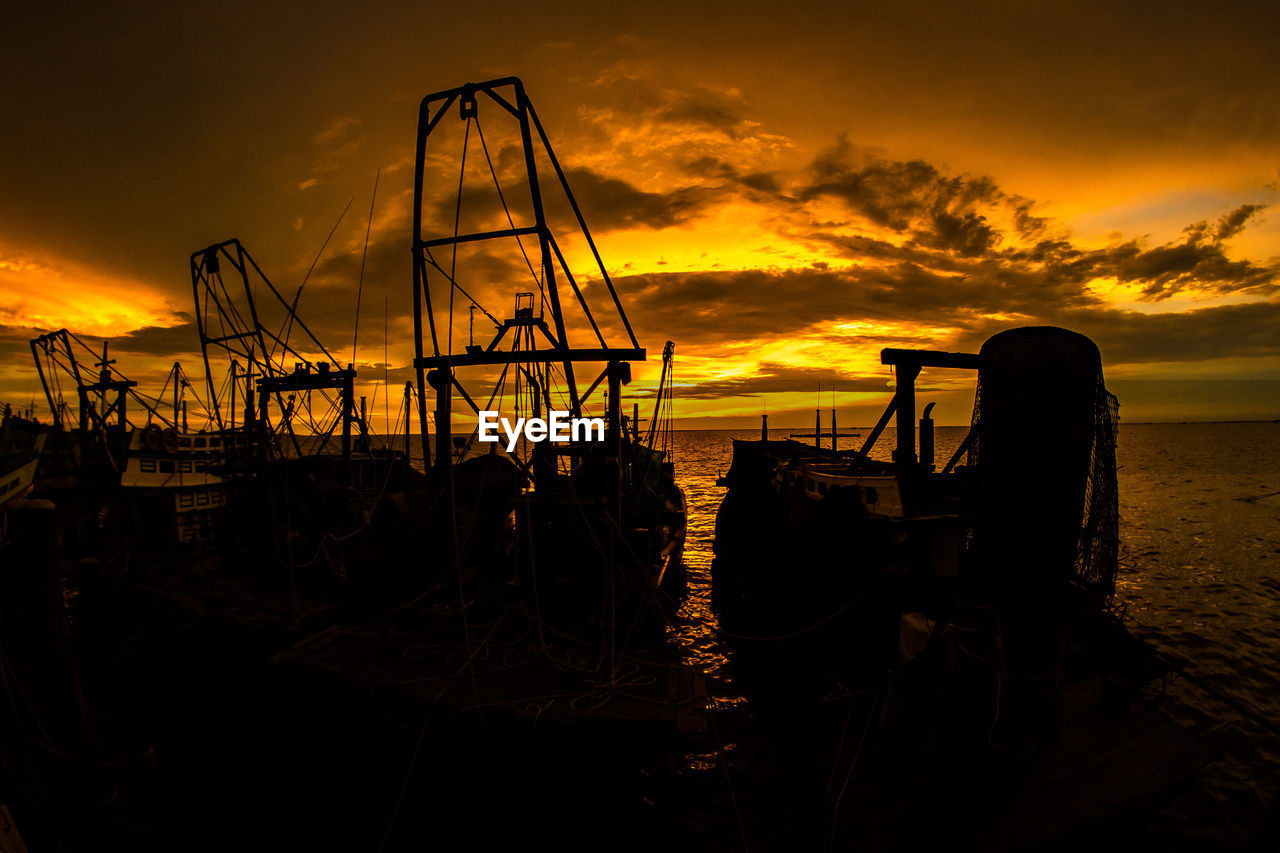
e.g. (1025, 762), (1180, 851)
(617, 266), (982, 348)
(921, 209), (998, 257)
(791, 140), (1276, 302)
(617, 261), (1280, 372)
(112, 318), (200, 357)
(550, 168), (710, 232)
(682, 156), (781, 194)
(1059, 300), (1280, 365)
(654, 86), (755, 138)
(1115, 205), (1273, 300)
(425, 165), (710, 235)
(799, 137), (1004, 239)
(313, 237), (409, 292)
(1213, 203), (1264, 241)
(673, 362), (895, 399)
(982, 206), (1276, 302)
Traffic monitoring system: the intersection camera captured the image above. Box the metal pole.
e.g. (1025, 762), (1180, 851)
(411, 98), (434, 470)
(342, 365), (353, 482)
(230, 360), (237, 434)
(359, 395), (368, 451)
(516, 82), (579, 415)
(607, 363), (622, 448)
(894, 362), (919, 465)
(430, 368), (452, 475)
(404, 382), (413, 463)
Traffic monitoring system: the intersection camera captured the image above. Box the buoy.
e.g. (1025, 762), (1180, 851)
(161, 428), (179, 455)
(143, 423), (162, 452)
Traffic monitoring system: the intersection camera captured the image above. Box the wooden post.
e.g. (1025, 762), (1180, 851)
(429, 368), (451, 474)
(761, 413), (768, 440)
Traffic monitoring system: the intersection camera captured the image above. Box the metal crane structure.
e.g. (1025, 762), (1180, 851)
(30, 328), (211, 472)
(190, 239), (363, 468)
(409, 77), (647, 477)
(407, 77), (686, 636)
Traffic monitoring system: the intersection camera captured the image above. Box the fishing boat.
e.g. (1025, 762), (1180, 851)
(404, 76), (687, 637)
(711, 326), (1215, 848)
(25, 329), (228, 559)
(186, 238), (429, 605)
(252, 79), (698, 848)
(0, 411), (47, 547)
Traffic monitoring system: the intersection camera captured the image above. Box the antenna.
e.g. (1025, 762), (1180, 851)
(384, 295), (390, 437)
(352, 169), (381, 368)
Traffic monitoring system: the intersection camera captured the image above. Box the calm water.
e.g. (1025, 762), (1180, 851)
(664, 423), (1280, 841)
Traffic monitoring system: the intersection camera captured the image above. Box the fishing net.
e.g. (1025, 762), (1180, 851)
(1073, 379), (1119, 601)
(967, 327), (1120, 604)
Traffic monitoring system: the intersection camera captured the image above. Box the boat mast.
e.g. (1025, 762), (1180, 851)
(410, 78), (647, 479)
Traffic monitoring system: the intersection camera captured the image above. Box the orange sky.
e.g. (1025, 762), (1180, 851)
(2, 1), (1277, 431)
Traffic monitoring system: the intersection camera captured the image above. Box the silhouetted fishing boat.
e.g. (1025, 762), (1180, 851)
(184, 238), (431, 609)
(24, 329), (228, 559)
(400, 76), (687, 636)
(712, 326), (1214, 848)
(0, 416), (46, 546)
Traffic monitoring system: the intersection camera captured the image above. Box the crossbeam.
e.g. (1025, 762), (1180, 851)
(417, 348), (645, 368)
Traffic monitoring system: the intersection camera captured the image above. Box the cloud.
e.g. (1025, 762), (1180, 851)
(1111, 205), (1272, 300)
(424, 164), (714, 235)
(799, 137), (1004, 239)
(653, 86), (757, 139)
(1058, 300), (1280, 365)
(112, 318), (201, 356)
(671, 362), (895, 399)
(554, 168), (709, 231)
(313, 116), (362, 146)
(682, 155), (781, 194)
(615, 265), (1280, 373)
(789, 139), (1277, 303)
(579, 73), (791, 172)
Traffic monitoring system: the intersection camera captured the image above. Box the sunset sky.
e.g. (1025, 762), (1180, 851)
(2, 1), (1277, 431)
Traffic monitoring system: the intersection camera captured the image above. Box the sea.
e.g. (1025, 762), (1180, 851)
(664, 422), (1280, 845)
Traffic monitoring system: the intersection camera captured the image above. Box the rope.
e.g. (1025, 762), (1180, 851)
(351, 169), (380, 367)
